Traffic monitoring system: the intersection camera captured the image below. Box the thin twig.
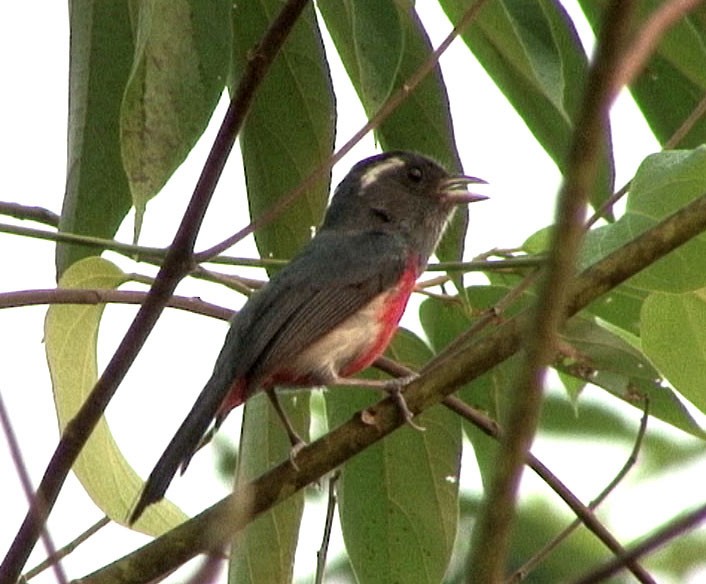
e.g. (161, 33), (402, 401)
(585, 88), (706, 229)
(429, 256), (544, 272)
(572, 501), (706, 584)
(22, 517), (110, 581)
(584, 181), (631, 229)
(0, 391), (67, 584)
(0, 288), (233, 320)
(665, 92), (706, 149)
(507, 399), (650, 583)
(1, 220), (532, 276)
(467, 3), (638, 581)
(0, 2), (311, 581)
(0, 201), (60, 227)
(0, 222), (167, 261)
(315, 471), (340, 584)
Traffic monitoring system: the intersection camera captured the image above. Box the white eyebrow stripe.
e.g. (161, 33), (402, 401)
(359, 157), (405, 190)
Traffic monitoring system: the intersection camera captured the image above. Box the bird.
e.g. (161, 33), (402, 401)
(129, 150), (486, 523)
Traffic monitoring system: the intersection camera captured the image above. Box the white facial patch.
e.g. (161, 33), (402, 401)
(359, 156), (405, 190)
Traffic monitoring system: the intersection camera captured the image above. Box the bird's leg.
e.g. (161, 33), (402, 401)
(330, 374), (425, 431)
(265, 388), (307, 466)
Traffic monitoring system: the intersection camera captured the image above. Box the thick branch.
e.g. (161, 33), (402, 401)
(78, 190), (706, 584)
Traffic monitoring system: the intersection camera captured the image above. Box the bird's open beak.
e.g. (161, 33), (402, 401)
(439, 175), (489, 205)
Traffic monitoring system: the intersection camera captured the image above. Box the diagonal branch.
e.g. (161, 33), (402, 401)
(0, 1), (311, 582)
(572, 500), (706, 584)
(78, 187), (706, 584)
(467, 2), (638, 580)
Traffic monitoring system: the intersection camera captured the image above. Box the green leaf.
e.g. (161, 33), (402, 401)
(642, 290), (706, 419)
(44, 257), (187, 534)
(349, 2), (405, 113)
(582, 148), (706, 293)
(57, 0), (134, 275)
(441, 0), (615, 212)
(580, 1), (706, 148)
(121, 0), (231, 239)
(559, 316), (706, 438)
(232, 1), (335, 264)
(319, 2), (469, 263)
(584, 284), (646, 337)
(229, 392), (309, 584)
(326, 330), (461, 584)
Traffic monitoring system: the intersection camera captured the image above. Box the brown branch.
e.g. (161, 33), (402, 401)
(0, 288), (233, 321)
(0, 1), (311, 582)
(75, 187), (706, 584)
(467, 3), (639, 580)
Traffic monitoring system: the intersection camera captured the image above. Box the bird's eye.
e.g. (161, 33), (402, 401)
(407, 166), (423, 183)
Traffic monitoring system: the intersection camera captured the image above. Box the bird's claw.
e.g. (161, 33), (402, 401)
(287, 437), (307, 471)
(385, 375), (425, 432)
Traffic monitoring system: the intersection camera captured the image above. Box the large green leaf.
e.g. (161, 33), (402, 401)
(582, 148), (706, 293)
(326, 330), (461, 584)
(559, 317), (706, 438)
(584, 284), (647, 338)
(57, 0), (134, 276)
(44, 257), (187, 534)
(318, 1), (469, 264)
(580, 1), (706, 148)
(121, 0), (231, 239)
(441, 0), (615, 212)
(232, 1), (335, 263)
(642, 291), (706, 418)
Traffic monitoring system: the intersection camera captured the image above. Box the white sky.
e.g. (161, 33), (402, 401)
(2, 1), (704, 583)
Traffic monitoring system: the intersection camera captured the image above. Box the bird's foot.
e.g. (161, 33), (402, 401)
(288, 434), (307, 471)
(383, 374), (425, 432)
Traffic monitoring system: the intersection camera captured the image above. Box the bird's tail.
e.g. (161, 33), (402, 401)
(128, 375), (244, 524)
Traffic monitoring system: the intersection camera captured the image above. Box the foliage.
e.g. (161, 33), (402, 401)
(3, 1), (706, 583)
